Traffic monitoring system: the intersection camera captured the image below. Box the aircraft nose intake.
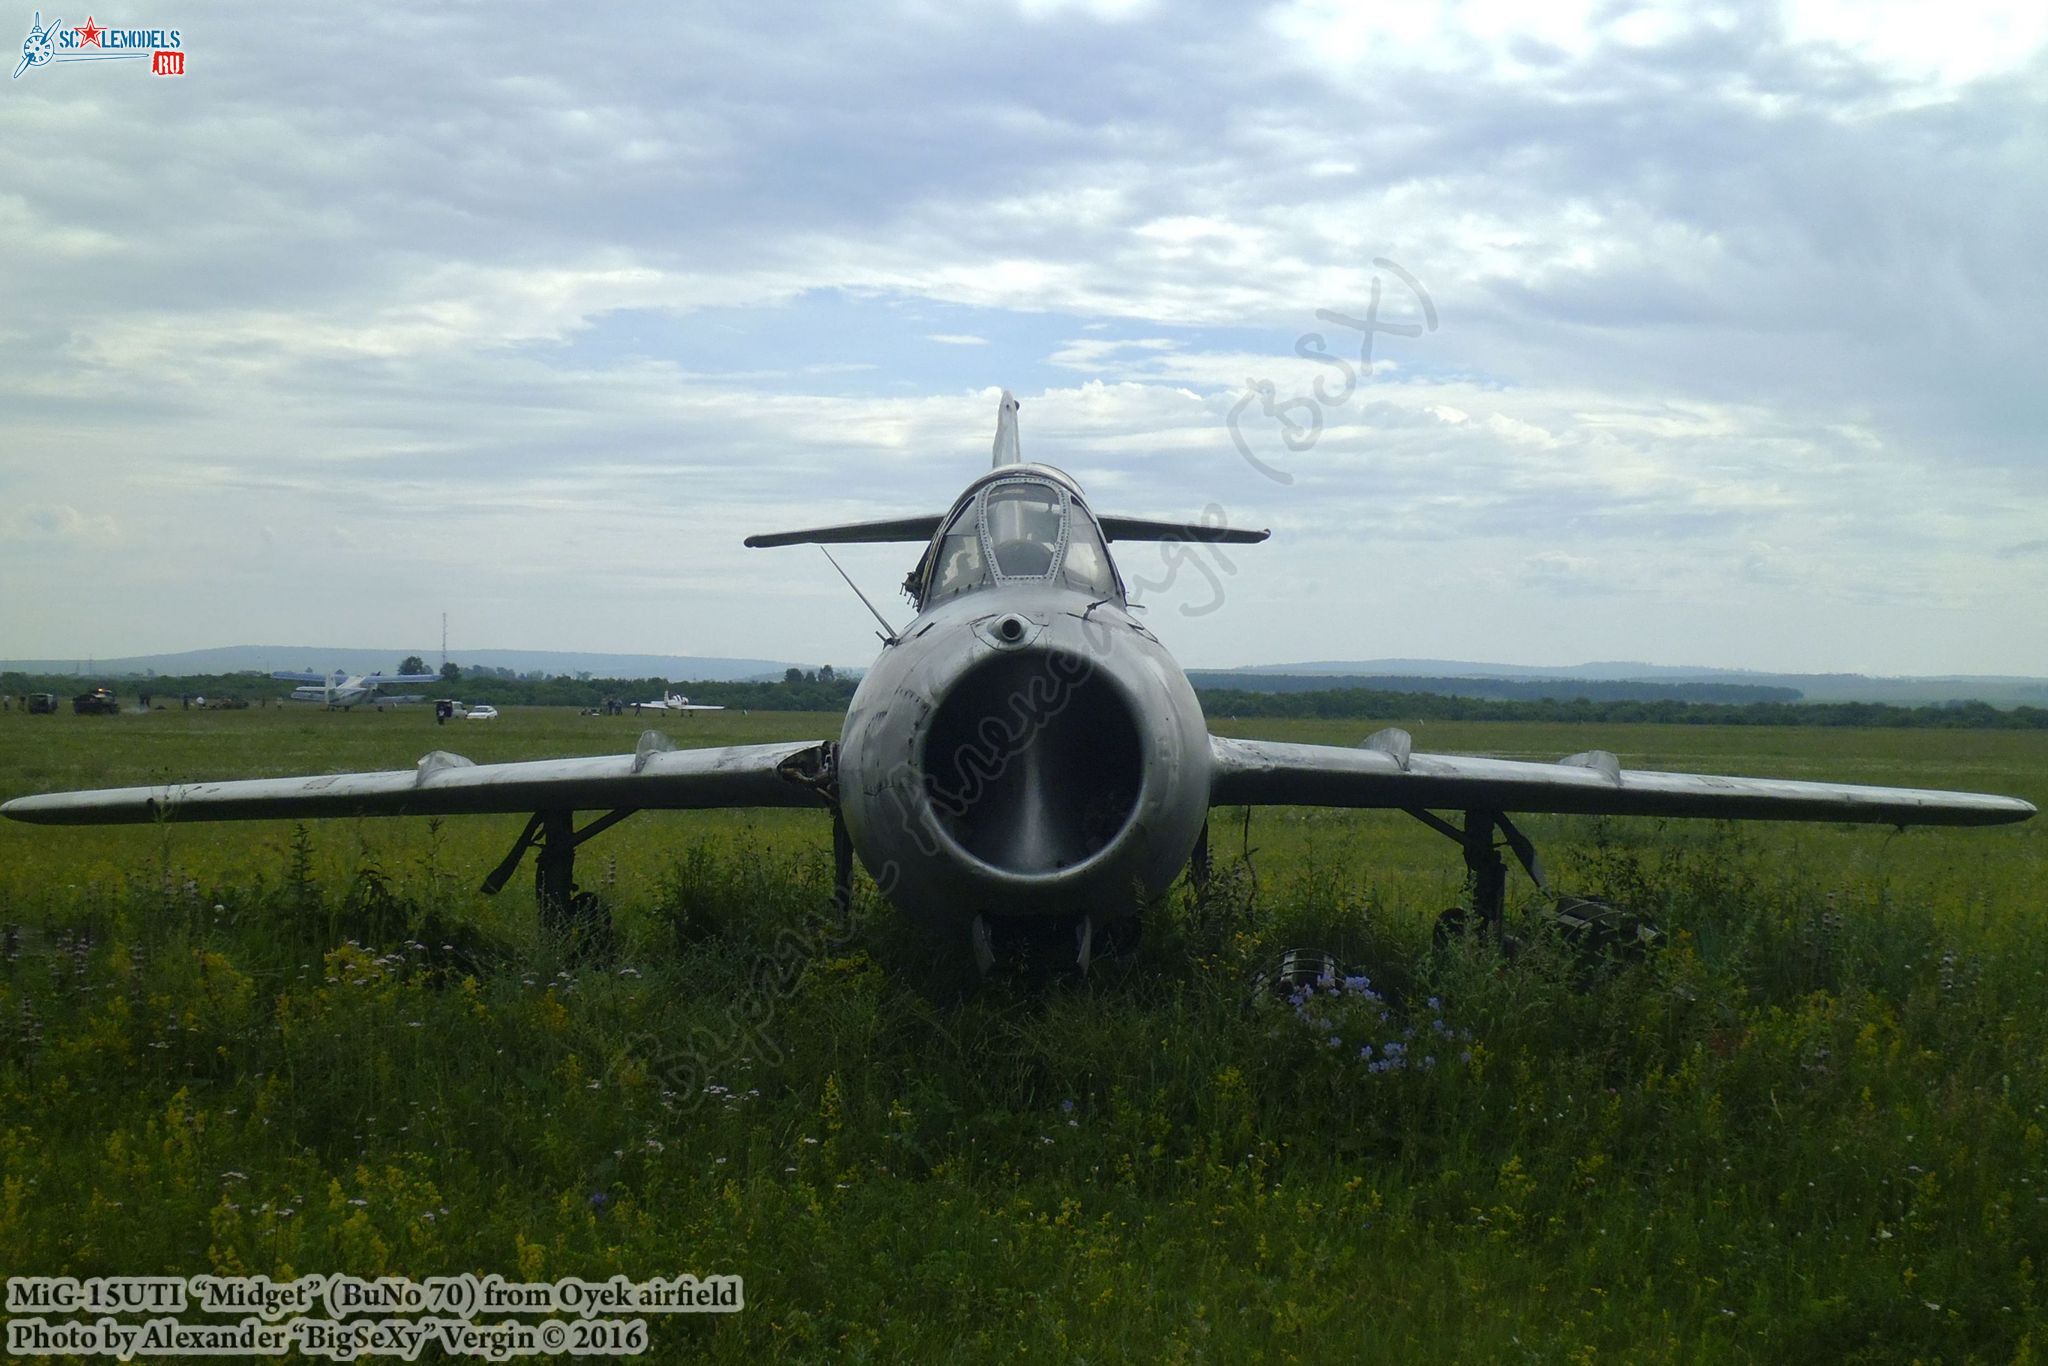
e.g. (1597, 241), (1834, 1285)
(918, 647), (1143, 877)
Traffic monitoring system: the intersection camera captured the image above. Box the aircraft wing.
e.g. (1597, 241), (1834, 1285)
(744, 515), (945, 549)
(271, 671), (333, 684)
(1099, 516), (1270, 544)
(0, 739), (833, 825)
(1208, 733), (2036, 827)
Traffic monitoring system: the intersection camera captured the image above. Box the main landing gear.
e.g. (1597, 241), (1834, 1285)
(474, 733), (842, 947)
(1407, 807), (1658, 959)
(480, 808), (638, 943)
(1405, 807), (1541, 947)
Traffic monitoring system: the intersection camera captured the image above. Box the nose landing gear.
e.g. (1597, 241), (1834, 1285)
(970, 910), (1138, 976)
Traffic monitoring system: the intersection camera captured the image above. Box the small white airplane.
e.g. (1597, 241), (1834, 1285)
(274, 670), (441, 710)
(629, 690), (723, 715)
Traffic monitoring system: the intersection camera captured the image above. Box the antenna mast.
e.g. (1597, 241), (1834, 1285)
(818, 547), (902, 645)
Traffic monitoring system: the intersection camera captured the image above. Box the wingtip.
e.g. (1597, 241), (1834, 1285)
(1, 794), (53, 824)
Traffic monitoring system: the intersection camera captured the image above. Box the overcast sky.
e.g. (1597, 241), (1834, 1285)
(3, 1), (2043, 675)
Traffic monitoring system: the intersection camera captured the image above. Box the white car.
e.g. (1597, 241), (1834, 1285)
(464, 705), (500, 721)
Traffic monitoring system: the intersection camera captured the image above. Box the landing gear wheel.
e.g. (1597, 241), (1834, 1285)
(1432, 905), (1520, 957)
(544, 889), (614, 960)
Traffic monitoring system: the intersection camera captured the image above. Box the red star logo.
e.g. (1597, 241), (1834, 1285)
(75, 16), (103, 46)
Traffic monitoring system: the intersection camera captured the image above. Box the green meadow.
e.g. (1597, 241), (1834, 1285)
(2, 703), (2045, 1361)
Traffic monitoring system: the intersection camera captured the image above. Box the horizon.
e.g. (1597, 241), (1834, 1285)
(6, 642), (2045, 687)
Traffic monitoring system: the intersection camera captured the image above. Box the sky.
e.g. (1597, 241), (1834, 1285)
(2, 1), (2044, 676)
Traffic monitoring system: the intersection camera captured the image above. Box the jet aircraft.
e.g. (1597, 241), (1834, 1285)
(274, 669), (441, 710)
(630, 690), (724, 716)
(6, 392), (2035, 971)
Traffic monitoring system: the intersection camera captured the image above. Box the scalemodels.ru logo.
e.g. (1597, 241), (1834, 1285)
(15, 10), (184, 79)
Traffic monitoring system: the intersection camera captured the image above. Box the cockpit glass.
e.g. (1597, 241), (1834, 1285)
(920, 475), (1125, 606)
(984, 482), (1064, 579)
(930, 504), (988, 601)
(1062, 511), (1119, 598)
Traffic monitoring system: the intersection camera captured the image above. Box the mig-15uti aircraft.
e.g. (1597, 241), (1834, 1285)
(4, 393), (2035, 971)
(274, 669), (441, 710)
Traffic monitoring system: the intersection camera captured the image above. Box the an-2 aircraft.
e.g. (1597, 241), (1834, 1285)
(274, 669), (441, 710)
(4, 392), (2035, 971)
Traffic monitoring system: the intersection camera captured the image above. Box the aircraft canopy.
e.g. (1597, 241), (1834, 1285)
(924, 473), (1121, 606)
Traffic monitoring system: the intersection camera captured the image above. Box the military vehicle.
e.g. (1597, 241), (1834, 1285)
(71, 687), (119, 716)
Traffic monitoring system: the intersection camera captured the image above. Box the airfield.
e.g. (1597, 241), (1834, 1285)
(3, 703), (2045, 1359)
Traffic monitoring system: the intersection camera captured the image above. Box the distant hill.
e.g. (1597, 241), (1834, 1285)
(0, 645), (810, 683)
(1189, 673), (1802, 705)
(1230, 660), (2048, 707)
(1234, 658), (1730, 681)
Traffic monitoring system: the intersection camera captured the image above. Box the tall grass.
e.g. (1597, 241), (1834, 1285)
(0, 831), (2041, 1359)
(1, 709), (2043, 1359)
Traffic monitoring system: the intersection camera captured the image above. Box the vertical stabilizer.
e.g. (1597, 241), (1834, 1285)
(991, 389), (1022, 468)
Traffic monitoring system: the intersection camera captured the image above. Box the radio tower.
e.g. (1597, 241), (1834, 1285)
(440, 613), (448, 673)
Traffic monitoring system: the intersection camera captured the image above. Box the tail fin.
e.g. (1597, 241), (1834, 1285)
(991, 389), (1022, 468)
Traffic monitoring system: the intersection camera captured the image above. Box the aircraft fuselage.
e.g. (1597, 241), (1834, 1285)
(837, 579), (1211, 942)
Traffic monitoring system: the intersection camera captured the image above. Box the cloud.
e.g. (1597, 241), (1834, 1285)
(0, 3), (2042, 674)
(0, 505), (119, 543)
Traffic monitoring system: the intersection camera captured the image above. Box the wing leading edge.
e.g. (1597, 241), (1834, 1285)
(0, 738), (834, 826)
(1208, 734), (2036, 827)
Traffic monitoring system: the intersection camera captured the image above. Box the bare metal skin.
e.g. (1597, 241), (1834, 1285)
(838, 522), (1211, 941)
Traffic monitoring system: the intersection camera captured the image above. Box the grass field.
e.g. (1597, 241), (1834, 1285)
(2, 704), (2045, 1361)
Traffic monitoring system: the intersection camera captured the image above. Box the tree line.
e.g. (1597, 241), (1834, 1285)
(1194, 686), (2048, 729)
(0, 668), (859, 712)
(1188, 673), (1803, 705)
(7, 668), (2045, 729)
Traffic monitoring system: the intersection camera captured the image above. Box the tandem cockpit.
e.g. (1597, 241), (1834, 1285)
(913, 466), (1123, 610)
